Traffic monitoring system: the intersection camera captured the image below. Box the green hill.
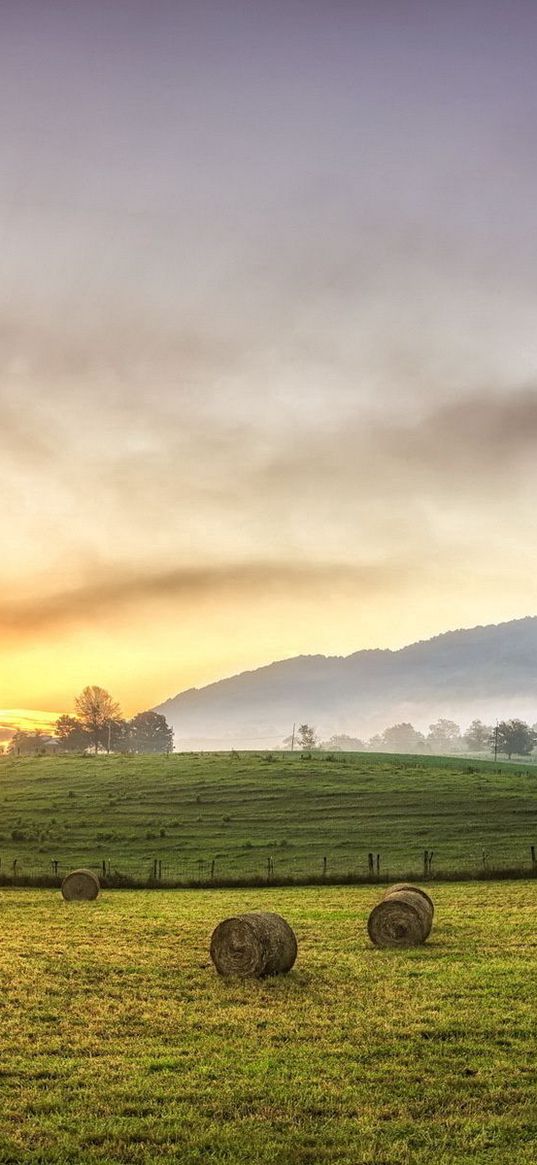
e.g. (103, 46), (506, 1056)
(1, 751), (536, 882)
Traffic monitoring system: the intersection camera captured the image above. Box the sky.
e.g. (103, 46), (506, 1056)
(2, 0), (537, 730)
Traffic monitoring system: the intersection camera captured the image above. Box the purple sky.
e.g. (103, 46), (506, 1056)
(2, 0), (537, 712)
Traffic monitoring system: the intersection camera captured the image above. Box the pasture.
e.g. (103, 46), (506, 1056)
(0, 882), (536, 1163)
(0, 752), (537, 882)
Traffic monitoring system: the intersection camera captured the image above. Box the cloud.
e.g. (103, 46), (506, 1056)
(0, 557), (416, 639)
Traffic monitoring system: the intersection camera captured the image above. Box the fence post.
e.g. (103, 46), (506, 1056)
(211, 859), (215, 880)
(322, 856), (327, 879)
(531, 845), (536, 872)
(376, 853), (380, 877)
(423, 849), (433, 876)
(368, 852), (374, 875)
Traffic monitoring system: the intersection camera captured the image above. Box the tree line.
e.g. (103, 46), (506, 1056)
(289, 718), (537, 759)
(7, 685), (174, 757)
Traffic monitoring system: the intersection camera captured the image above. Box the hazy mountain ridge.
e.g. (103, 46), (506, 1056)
(155, 617), (537, 749)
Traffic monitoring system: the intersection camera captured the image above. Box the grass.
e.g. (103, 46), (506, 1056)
(1, 752), (537, 882)
(0, 882), (536, 1163)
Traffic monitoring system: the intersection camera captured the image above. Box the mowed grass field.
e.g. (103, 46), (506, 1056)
(1, 882), (536, 1163)
(1, 752), (537, 880)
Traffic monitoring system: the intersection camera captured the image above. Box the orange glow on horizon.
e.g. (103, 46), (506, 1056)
(0, 709), (64, 743)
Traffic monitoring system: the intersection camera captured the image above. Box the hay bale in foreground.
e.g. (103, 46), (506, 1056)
(61, 868), (100, 901)
(210, 911), (297, 977)
(382, 882), (434, 923)
(368, 888), (433, 948)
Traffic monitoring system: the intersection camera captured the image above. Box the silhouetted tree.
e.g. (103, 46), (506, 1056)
(108, 718), (130, 753)
(55, 715), (92, 752)
(74, 686), (121, 754)
(129, 711), (174, 754)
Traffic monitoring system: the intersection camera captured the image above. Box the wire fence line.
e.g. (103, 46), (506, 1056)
(1, 845), (537, 890)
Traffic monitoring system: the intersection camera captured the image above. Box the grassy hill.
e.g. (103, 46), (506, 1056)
(1, 751), (537, 883)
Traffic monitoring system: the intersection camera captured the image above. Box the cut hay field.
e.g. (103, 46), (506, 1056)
(1, 752), (537, 883)
(1, 883), (536, 1163)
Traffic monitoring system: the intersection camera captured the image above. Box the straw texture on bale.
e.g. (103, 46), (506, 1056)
(210, 911), (297, 977)
(61, 868), (100, 901)
(382, 882), (435, 924)
(368, 888), (433, 948)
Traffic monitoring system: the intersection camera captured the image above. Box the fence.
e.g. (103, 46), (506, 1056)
(1, 844), (537, 890)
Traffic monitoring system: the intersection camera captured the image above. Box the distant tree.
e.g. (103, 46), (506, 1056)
(297, 724), (318, 750)
(74, 686), (121, 754)
(463, 719), (493, 752)
(321, 734), (366, 751)
(367, 733), (385, 752)
(496, 719), (536, 760)
(427, 719), (462, 754)
(379, 723), (426, 754)
(108, 718), (130, 753)
(129, 711), (174, 754)
(55, 715), (92, 752)
(7, 730), (50, 756)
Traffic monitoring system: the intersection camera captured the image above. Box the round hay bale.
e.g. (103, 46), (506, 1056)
(61, 868), (100, 901)
(382, 882), (435, 920)
(210, 911), (297, 977)
(367, 889), (432, 948)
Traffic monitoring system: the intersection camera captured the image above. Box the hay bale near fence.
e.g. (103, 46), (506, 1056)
(210, 911), (297, 977)
(61, 869), (100, 902)
(368, 885), (434, 948)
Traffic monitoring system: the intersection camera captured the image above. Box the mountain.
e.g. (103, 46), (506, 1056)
(154, 616), (537, 749)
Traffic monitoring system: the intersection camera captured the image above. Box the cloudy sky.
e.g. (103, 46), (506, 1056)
(2, 0), (537, 726)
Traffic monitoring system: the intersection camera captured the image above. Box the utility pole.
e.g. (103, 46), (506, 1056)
(107, 720), (111, 755)
(291, 723), (295, 751)
(493, 721), (498, 763)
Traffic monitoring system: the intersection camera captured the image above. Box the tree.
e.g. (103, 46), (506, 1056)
(379, 723), (426, 754)
(7, 730), (46, 756)
(463, 719), (493, 752)
(321, 734), (366, 751)
(496, 719), (535, 760)
(108, 718), (130, 753)
(74, 686), (121, 754)
(297, 724), (318, 750)
(427, 719), (462, 754)
(129, 711), (174, 754)
(55, 715), (92, 752)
